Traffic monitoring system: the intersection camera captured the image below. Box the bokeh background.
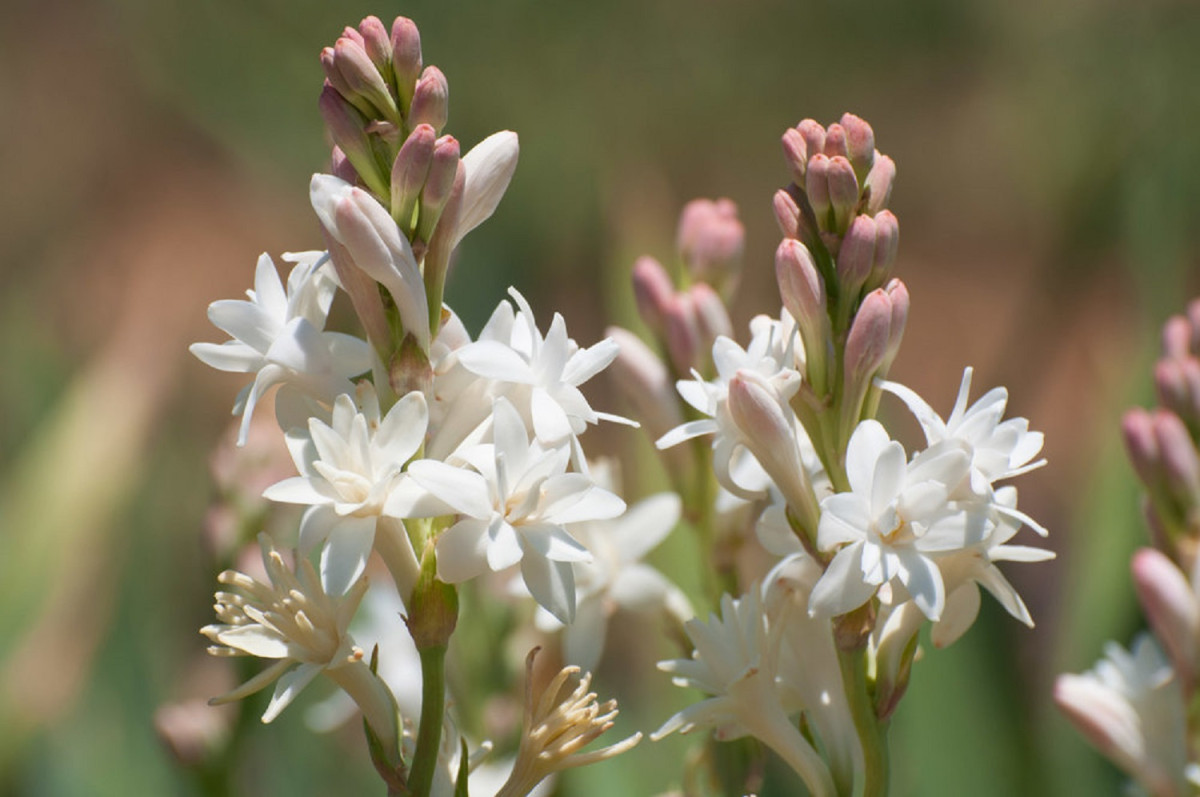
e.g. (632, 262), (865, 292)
(3, 0), (1200, 794)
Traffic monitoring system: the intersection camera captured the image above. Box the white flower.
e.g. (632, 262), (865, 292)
(653, 590), (835, 797)
(407, 398), (625, 623)
(201, 536), (395, 754)
(1056, 635), (1190, 797)
(534, 462), (688, 671)
(881, 368), (1046, 525)
(454, 131), (521, 250)
(190, 252), (371, 445)
(809, 419), (973, 621)
(263, 384), (428, 595)
(454, 288), (632, 453)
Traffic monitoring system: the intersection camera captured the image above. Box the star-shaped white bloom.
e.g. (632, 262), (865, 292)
(809, 419), (974, 621)
(880, 367), (1046, 501)
(453, 288), (633, 453)
(263, 384), (428, 595)
(653, 590), (835, 797)
(533, 462), (688, 671)
(1056, 634), (1189, 797)
(406, 398), (625, 623)
(190, 251), (371, 445)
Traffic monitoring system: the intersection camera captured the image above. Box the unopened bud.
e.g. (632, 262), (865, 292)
(1124, 408), (1164, 489)
(1188, 299), (1200, 353)
(606, 327), (684, 442)
(390, 123), (437, 227)
(334, 36), (400, 122)
(409, 66), (449, 134)
(416, 135), (461, 244)
(842, 288), (893, 433)
(865, 154), (896, 215)
(390, 17), (424, 111)
(689, 283), (732, 371)
(320, 48), (357, 107)
(823, 123), (848, 158)
(781, 127), (808, 185)
(358, 16), (392, 74)
(827, 156), (860, 234)
(340, 24), (365, 47)
(806, 154), (832, 229)
(631, 256), (674, 335)
(1163, 316), (1193, 360)
(1131, 547), (1200, 687)
(330, 147), (358, 185)
(676, 198), (744, 292)
(881, 279), (909, 372)
(796, 119), (826, 159)
(776, 239), (826, 326)
(773, 188), (801, 240)
(663, 295), (701, 376)
(1155, 409), (1200, 510)
(837, 214), (877, 302)
(869, 210), (900, 289)
(319, 84), (388, 198)
(841, 113), (876, 184)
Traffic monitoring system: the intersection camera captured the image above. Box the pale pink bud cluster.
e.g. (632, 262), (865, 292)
(676, 198), (745, 296)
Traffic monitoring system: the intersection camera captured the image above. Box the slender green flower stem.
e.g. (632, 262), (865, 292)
(408, 644), (448, 797)
(838, 647), (889, 797)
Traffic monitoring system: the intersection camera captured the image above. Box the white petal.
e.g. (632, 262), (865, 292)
(562, 338), (620, 386)
(321, 515), (377, 595)
(263, 476), (332, 506)
(436, 518), (492, 583)
(408, 460), (494, 519)
(253, 253), (288, 321)
(845, 420), (892, 496)
(809, 542), (876, 616)
(521, 554), (577, 624)
(896, 550), (945, 621)
(531, 386), (573, 446)
(373, 391), (428, 465)
(457, 340), (536, 383)
(262, 663), (322, 723)
(454, 131), (519, 248)
(190, 341), (262, 373)
(521, 523), (593, 563)
(931, 583), (980, 648)
(610, 493), (681, 561)
(656, 420), (718, 449)
(216, 625), (291, 658)
(563, 596), (608, 672)
(610, 564), (674, 610)
(207, 300), (277, 354)
(299, 505), (338, 555)
(487, 519), (525, 571)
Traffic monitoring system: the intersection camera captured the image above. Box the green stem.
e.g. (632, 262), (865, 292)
(408, 644), (448, 797)
(837, 647), (889, 797)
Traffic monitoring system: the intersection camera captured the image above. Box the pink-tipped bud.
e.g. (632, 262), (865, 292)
(689, 283), (733, 369)
(773, 188), (801, 240)
(416, 135), (461, 244)
(796, 119), (826, 159)
(841, 113), (876, 183)
(845, 288), (893, 391)
(870, 210), (900, 289)
(837, 214), (877, 301)
(1188, 299), (1200, 353)
(390, 124), (436, 227)
(676, 198), (744, 291)
(663, 294), (701, 376)
(776, 239), (826, 325)
(1163, 316), (1193, 360)
(606, 326), (684, 442)
(1124, 408), (1164, 489)
(881, 278), (909, 372)
(1154, 409), (1200, 508)
(806, 154), (832, 229)
(823, 123), (848, 158)
(1155, 359), (1191, 421)
(320, 47), (355, 103)
(781, 127), (808, 185)
(827, 155), (860, 234)
(358, 16), (392, 71)
(333, 36), (399, 122)
(409, 66), (449, 134)
(728, 370), (819, 529)
(319, 84), (387, 197)
(865, 154), (896, 215)
(340, 25), (365, 47)
(390, 17), (424, 110)
(330, 147), (358, 184)
(1132, 547), (1200, 688)
(631, 256), (675, 335)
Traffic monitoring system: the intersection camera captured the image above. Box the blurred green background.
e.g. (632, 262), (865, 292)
(3, 0), (1200, 794)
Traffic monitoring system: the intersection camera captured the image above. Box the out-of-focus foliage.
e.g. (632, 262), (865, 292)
(2, 0), (1200, 793)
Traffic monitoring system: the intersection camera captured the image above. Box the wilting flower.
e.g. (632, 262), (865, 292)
(263, 384), (428, 595)
(190, 252), (371, 445)
(406, 398), (625, 623)
(201, 536), (397, 754)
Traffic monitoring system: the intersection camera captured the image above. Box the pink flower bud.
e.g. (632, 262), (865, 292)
(1124, 408), (1161, 490)
(320, 48), (355, 103)
(390, 17), (424, 109)
(1132, 547), (1200, 688)
(340, 25), (364, 47)
(881, 278), (909, 373)
(390, 123), (436, 227)
(1155, 359), (1191, 421)
(416, 135), (461, 244)
(689, 283), (733, 370)
(837, 214), (877, 301)
(333, 36), (399, 121)
(330, 147), (358, 184)
(319, 84), (388, 198)
(676, 198), (745, 291)
(728, 370), (819, 529)
(606, 326), (684, 442)
(631, 256), (674, 335)
(827, 156), (860, 234)
(870, 210), (900, 288)
(796, 119), (826, 158)
(806, 154), (832, 229)
(781, 127), (808, 185)
(844, 288), (893, 408)
(776, 239), (826, 326)
(409, 66), (449, 134)
(823, 123), (848, 158)
(357, 16), (392, 72)
(865, 155), (896, 215)
(773, 188), (801, 240)
(1154, 409), (1200, 508)
(1188, 299), (1200, 353)
(663, 294), (701, 376)
(1163, 316), (1192, 360)
(841, 113), (876, 183)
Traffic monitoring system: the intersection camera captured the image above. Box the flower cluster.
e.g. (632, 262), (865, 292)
(1058, 300), (1200, 796)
